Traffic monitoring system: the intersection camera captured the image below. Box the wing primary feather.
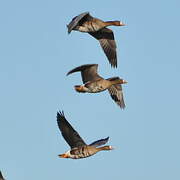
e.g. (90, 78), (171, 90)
(108, 85), (125, 109)
(0, 171), (4, 180)
(89, 137), (109, 147)
(57, 111), (86, 149)
(66, 64), (98, 76)
(89, 28), (117, 68)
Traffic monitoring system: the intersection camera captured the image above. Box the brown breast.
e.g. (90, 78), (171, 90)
(85, 79), (112, 93)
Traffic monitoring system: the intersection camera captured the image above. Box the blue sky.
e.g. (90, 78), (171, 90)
(0, 0), (180, 179)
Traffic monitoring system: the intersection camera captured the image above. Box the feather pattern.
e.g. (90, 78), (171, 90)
(89, 137), (109, 147)
(89, 28), (117, 67)
(57, 111), (86, 149)
(108, 84), (125, 109)
(67, 12), (90, 34)
(67, 64), (102, 84)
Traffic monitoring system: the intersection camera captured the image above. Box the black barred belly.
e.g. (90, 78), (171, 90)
(85, 83), (106, 93)
(70, 146), (96, 159)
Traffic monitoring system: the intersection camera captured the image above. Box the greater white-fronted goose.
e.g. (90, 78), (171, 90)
(67, 12), (125, 68)
(67, 64), (127, 109)
(57, 111), (113, 159)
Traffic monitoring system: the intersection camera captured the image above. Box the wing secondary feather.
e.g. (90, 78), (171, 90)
(67, 12), (90, 34)
(67, 64), (102, 84)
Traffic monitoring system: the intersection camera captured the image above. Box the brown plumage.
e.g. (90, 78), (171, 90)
(57, 111), (113, 159)
(67, 64), (127, 109)
(67, 12), (125, 68)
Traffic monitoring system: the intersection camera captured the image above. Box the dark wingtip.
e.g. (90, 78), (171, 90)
(66, 71), (70, 76)
(57, 110), (65, 118)
(105, 136), (110, 141)
(118, 101), (125, 109)
(110, 60), (117, 68)
(109, 92), (125, 109)
(67, 64), (98, 77)
(120, 104), (125, 109)
(0, 171), (4, 179)
(66, 69), (76, 76)
(110, 64), (117, 68)
(113, 64), (118, 68)
(66, 24), (71, 34)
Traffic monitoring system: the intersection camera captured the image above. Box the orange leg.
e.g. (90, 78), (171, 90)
(74, 85), (87, 93)
(58, 154), (69, 158)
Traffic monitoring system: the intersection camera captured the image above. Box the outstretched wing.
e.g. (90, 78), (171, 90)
(108, 84), (125, 109)
(67, 64), (102, 84)
(67, 12), (90, 34)
(89, 28), (117, 68)
(89, 137), (109, 147)
(57, 111), (86, 149)
(0, 171), (5, 180)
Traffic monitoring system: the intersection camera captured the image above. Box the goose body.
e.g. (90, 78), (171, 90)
(67, 12), (125, 68)
(60, 145), (112, 159)
(67, 64), (127, 109)
(57, 111), (113, 159)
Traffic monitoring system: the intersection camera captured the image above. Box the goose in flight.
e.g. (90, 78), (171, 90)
(57, 111), (113, 159)
(67, 12), (125, 68)
(67, 64), (127, 109)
